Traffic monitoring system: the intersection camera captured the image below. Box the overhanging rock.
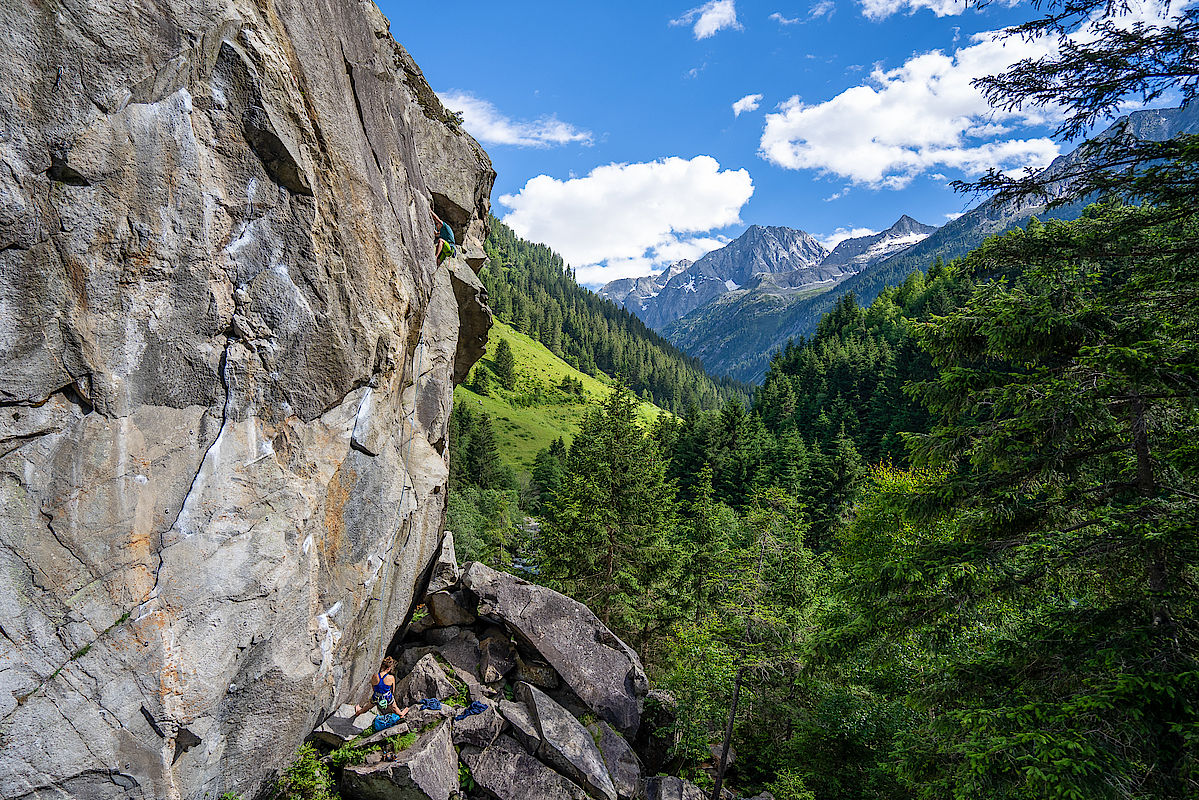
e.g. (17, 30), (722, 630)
(0, 1), (493, 798)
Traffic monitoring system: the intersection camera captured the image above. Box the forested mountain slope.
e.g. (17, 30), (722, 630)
(481, 218), (747, 412)
(459, 201), (1197, 800)
(449, 2), (1199, 796)
(453, 319), (666, 474)
(665, 103), (1199, 383)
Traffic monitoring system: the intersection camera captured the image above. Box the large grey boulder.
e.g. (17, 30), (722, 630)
(403, 703), (455, 732)
(0, 2), (492, 799)
(636, 690), (682, 775)
(437, 628), (484, 680)
(498, 699), (542, 754)
(461, 735), (590, 800)
(587, 719), (646, 800)
(425, 531), (461, 595)
(424, 626), (465, 647)
(646, 776), (706, 800)
(478, 627), (517, 683)
(351, 721), (412, 751)
(451, 665), (493, 704)
(311, 704), (376, 748)
(398, 645), (441, 674)
(710, 743), (736, 767)
(451, 702), (504, 749)
(394, 654), (458, 706)
(518, 682), (619, 800)
(427, 590), (476, 627)
(426, 628), (492, 703)
(514, 652), (561, 690)
(341, 721), (458, 800)
(462, 562), (648, 737)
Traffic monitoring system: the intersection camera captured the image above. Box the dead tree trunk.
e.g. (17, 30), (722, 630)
(711, 665), (745, 800)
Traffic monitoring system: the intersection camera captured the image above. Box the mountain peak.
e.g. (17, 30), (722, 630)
(663, 259), (692, 280)
(819, 215), (937, 273)
(597, 223), (830, 330)
(887, 215), (936, 235)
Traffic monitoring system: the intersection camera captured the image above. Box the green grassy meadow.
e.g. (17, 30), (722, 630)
(454, 320), (669, 472)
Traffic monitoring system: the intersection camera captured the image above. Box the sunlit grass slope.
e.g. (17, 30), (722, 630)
(454, 320), (669, 472)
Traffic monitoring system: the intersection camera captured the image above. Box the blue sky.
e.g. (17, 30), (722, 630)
(382, 0), (1173, 286)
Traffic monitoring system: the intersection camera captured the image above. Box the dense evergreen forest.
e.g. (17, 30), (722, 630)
(453, 197), (1198, 799)
(448, 2), (1199, 797)
(481, 218), (748, 412)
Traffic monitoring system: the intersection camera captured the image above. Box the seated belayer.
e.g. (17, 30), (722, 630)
(432, 209), (456, 263)
(354, 656), (408, 731)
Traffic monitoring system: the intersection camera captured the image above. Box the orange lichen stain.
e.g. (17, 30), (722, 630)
(62, 252), (90, 311)
(273, 422), (297, 468)
(321, 460), (354, 564)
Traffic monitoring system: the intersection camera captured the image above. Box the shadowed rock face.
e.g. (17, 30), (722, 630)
(0, 2), (492, 799)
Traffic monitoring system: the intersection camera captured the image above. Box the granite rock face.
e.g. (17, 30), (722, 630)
(0, 2), (493, 799)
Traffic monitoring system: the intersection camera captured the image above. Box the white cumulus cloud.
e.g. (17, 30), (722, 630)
(769, 11), (803, 24)
(671, 0), (743, 39)
(819, 226), (878, 249)
(733, 93), (764, 116)
(499, 156), (754, 286)
(859, 0), (968, 20)
(437, 91), (592, 148)
(758, 29), (1064, 188)
(655, 235), (730, 264)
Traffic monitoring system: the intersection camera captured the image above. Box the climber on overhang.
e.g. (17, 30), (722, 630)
(432, 208), (457, 263)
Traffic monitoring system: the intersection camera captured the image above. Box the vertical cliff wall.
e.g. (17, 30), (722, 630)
(0, 1), (493, 798)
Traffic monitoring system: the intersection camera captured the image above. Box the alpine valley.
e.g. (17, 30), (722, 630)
(600, 103), (1199, 382)
(6, 1), (1199, 799)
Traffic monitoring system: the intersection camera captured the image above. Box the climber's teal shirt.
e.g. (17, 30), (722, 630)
(438, 222), (455, 245)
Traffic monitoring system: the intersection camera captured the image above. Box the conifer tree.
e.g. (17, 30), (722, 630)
(492, 338), (516, 391)
(540, 382), (677, 639)
(530, 437), (566, 514)
(842, 206), (1199, 799)
(683, 466), (731, 621)
(470, 364), (493, 397)
(463, 412), (503, 490)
